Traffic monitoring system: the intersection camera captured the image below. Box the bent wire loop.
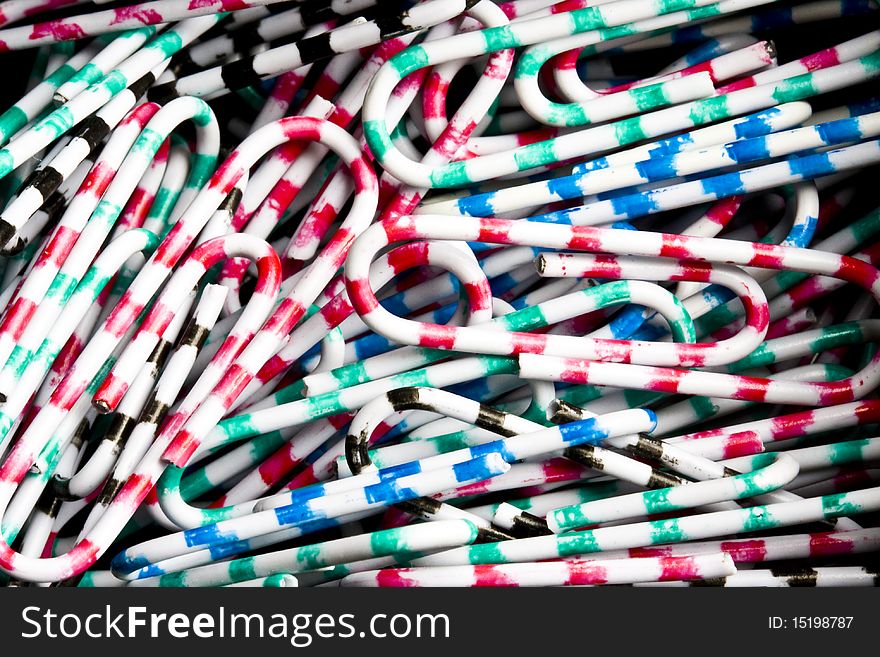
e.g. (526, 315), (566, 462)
(0, 114), (379, 581)
(0, 0), (879, 589)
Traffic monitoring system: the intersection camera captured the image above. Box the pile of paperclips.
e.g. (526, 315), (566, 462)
(0, 0), (877, 588)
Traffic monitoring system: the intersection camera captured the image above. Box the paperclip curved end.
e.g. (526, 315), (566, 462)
(109, 545), (160, 580)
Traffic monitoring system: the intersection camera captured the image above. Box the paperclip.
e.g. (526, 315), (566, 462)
(0, 0), (877, 590)
(337, 553), (737, 586)
(150, 0), (483, 100)
(126, 519), (483, 587)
